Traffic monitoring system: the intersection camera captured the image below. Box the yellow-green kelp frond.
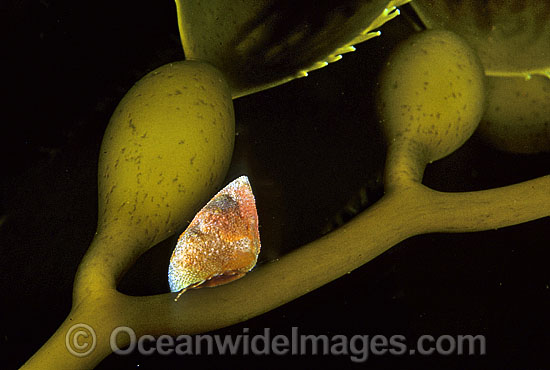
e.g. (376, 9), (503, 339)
(296, 1), (410, 78)
(411, 0), (550, 80)
(175, 0), (410, 99)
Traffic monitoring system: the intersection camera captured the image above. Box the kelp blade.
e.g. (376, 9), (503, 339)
(175, 0), (410, 98)
(411, 0), (550, 79)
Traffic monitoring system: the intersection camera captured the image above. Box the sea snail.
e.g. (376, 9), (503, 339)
(168, 176), (261, 301)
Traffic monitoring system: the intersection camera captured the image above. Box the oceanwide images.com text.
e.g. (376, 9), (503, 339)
(66, 324), (486, 362)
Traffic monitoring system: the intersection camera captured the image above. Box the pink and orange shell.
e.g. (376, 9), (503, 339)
(168, 176), (260, 300)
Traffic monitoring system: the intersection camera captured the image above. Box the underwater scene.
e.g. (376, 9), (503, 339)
(1, 0), (549, 369)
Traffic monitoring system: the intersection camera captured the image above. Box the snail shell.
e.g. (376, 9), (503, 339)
(168, 176), (261, 301)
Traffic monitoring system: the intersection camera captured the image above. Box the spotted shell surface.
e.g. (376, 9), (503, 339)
(168, 176), (260, 297)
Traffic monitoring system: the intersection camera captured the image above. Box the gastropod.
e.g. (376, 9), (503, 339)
(168, 176), (261, 301)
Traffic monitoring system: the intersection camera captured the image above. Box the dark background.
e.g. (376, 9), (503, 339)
(1, 1), (549, 369)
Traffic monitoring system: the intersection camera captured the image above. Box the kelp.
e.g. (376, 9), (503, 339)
(21, 2), (550, 369)
(411, 0), (550, 79)
(176, 0), (411, 97)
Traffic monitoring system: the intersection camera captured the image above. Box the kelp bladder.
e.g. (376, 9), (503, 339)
(411, 0), (550, 152)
